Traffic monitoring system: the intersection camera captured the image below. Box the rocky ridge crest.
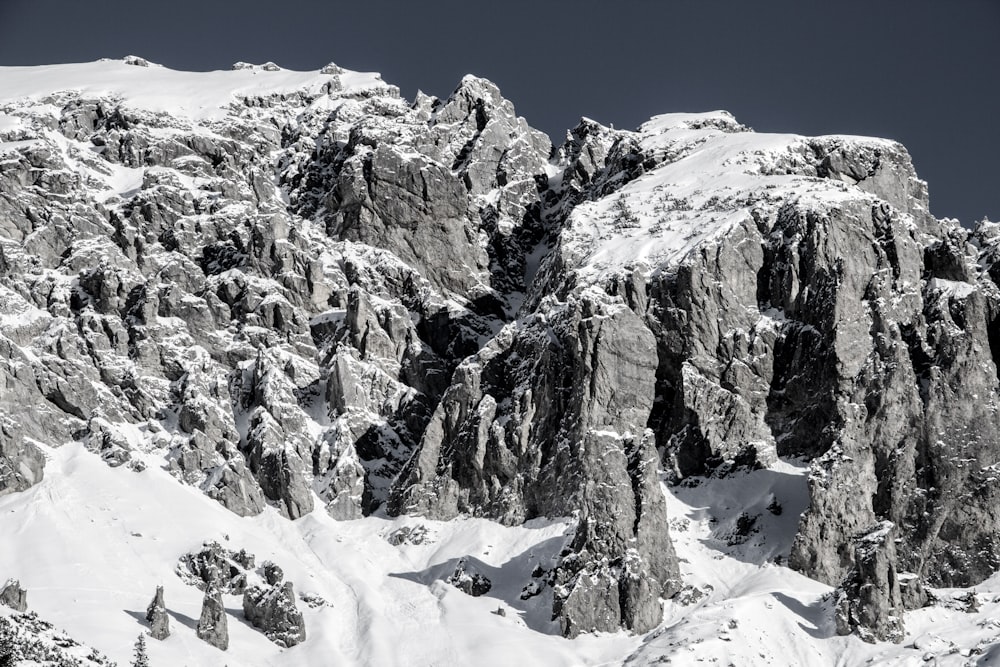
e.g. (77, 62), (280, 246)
(1, 58), (998, 641)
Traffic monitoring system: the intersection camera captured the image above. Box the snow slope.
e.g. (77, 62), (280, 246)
(4, 443), (998, 665)
(558, 111), (907, 282)
(0, 441), (638, 666)
(0, 58), (387, 121)
(1, 60), (997, 667)
(624, 463), (1000, 666)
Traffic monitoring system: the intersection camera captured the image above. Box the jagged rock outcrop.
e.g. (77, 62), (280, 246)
(178, 545), (304, 647)
(390, 288), (680, 634)
(540, 113), (1000, 641)
(176, 542), (255, 594)
(284, 74), (550, 311)
(834, 522), (905, 643)
(293, 75), (549, 304)
(260, 561), (283, 586)
(145, 586), (170, 640)
(0, 58), (555, 528)
(242, 580), (306, 648)
(3, 58), (1000, 646)
(767, 203), (1000, 638)
(0, 420), (44, 497)
(0, 580), (26, 612)
(445, 559), (492, 597)
(196, 587), (228, 651)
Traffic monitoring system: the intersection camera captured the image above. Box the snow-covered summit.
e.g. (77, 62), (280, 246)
(554, 108), (926, 284)
(0, 58), (998, 667)
(0, 57), (389, 121)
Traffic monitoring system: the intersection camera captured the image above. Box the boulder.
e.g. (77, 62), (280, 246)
(243, 581), (306, 648)
(261, 561), (283, 586)
(0, 580), (26, 612)
(176, 542), (255, 594)
(446, 560), (491, 597)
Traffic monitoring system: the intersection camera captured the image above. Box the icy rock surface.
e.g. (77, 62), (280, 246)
(1, 58), (999, 652)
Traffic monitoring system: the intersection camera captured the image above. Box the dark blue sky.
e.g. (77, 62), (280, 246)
(1, 0), (996, 223)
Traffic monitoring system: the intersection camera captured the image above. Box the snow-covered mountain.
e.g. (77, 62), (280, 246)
(1, 57), (999, 666)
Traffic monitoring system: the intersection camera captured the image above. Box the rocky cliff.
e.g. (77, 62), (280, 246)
(1, 57), (998, 645)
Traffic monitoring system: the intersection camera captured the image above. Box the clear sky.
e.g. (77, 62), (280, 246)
(1, 0), (996, 224)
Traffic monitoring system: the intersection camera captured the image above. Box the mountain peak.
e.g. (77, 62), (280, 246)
(0, 59), (389, 121)
(0, 57), (998, 666)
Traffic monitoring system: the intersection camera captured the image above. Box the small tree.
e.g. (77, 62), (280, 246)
(0, 619), (18, 667)
(0, 642), (13, 667)
(132, 632), (150, 667)
(612, 195), (640, 229)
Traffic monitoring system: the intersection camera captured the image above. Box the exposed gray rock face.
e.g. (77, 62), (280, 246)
(196, 587), (228, 650)
(170, 357), (268, 518)
(0, 420), (44, 497)
(176, 542), (255, 594)
(145, 586), (170, 640)
(539, 113), (1000, 641)
(766, 203), (1000, 639)
(446, 559), (492, 597)
(0, 59), (553, 529)
(390, 289), (680, 635)
(242, 581), (306, 648)
(287, 74), (550, 307)
(5, 59), (1000, 645)
(231, 349), (317, 519)
(833, 522), (905, 643)
(0, 61), (517, 527)
(86, 415), (132, 467)
(0, 580), (26, 612)
(260, 561), (283, 586)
